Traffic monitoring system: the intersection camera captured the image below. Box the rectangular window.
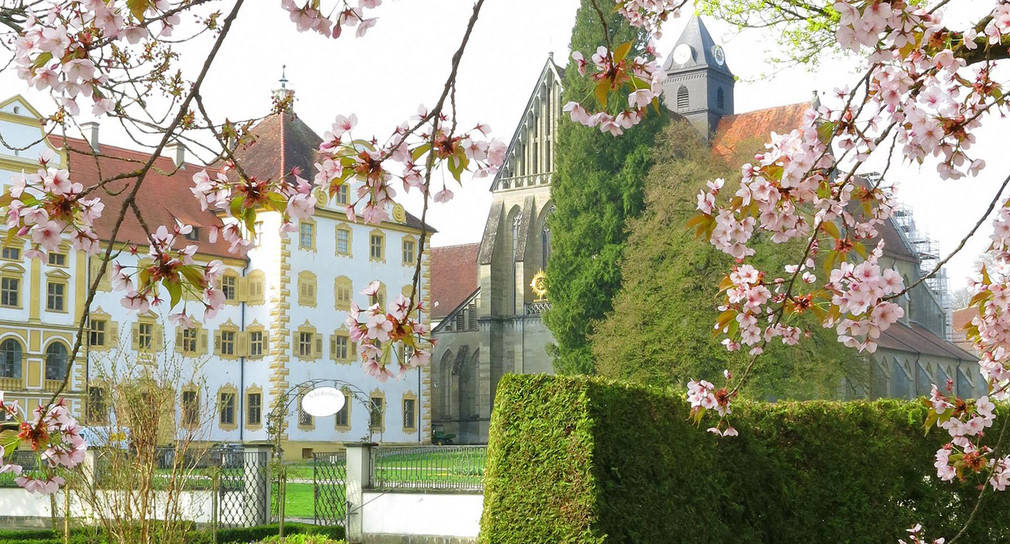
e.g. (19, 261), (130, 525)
(299, 222), (314, 249)
(220, 330), (235, 356)
(47, 252), (66, 267)
(252, 221), (263, 247)
(402, 240), (415, 264)
(403, 398), (416, 430)
(46, 281), (66, 312)
(184, 227), (200, 241)
(249, 331), (264, 357)
(298, 332), (313, 357)
(88, 386), (108, 425)
(369, 396), (383, 429)
(334, 335), (348, 360)
(182, 328), (198, 353)
(138, 322), (154, 350)
(89, 319), (107, 347)
(247, 392), (262, 426)
(335, 399), (349, 428)
(370, 234), (383, 260)
(1, 247), (20, 261)
(221, 276), (236, 300)
(219, 392), (235, 426)
(336, 184), (348, 205)
(0, 277), (18, 307)
(336, 228), (350, 255)
(182, 390), (199, 426)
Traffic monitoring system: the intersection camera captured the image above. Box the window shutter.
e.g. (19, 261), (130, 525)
(175, 329), (183, 353)
(214, 331), (221, 355)
(131, 323), (139, 350)
(315, 335), (323, 359)
(109, 322), (119, 346)
(199, 330), (209, 354)
(261, 331), (269, 356)
(330, 336), (336, 361)
(237, 277), (250, 302)
(351, 341), (358, 361)
(237, 332), (249, 358)
(153, 325), (164, 351)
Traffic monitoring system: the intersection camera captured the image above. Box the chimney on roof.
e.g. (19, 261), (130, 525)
(80, 121), (99, 153)
(167, 141), (185, 168)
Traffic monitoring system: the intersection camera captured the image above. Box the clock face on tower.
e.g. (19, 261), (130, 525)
(672, 44), (693, 65)
(712, 45), (726, 66)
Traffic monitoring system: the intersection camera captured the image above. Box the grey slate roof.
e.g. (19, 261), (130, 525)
(661, 14), (733, 77)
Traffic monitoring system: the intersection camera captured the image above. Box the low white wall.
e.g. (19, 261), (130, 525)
(0, 488), (213, 523)
(361, 491), (483, 538)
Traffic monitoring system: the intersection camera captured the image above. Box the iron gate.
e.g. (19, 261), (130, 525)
(213, 447), (271, 527)
(313, 451), (347, 526)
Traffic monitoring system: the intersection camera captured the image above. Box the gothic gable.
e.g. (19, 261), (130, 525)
(490, 55), (563, 192)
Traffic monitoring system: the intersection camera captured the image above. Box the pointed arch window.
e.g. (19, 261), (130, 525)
(676, 85), (689, 110)
(542, 207), (554, 267)
(717, 87), (725, 110)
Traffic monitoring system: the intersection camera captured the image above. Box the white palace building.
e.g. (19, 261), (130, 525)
(0, 91), (431, 459)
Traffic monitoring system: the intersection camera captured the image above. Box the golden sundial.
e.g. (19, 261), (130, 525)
(530, 270), (548, 301)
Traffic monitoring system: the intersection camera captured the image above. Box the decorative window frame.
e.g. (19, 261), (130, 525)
(297, 271), (317, 308)
(180, 385), (201, 430)
(246, 322), (268, 360)
(334, 386), (352, 432)
(401, 235), (417, 267)
(297, 386), (316, 431)
(46, 243), (70, 268)
(334, 276), (352, 311)
(329, 327), (354, 364)
(87, 308), (117, 351)
(368, 388), (386, 433)
(293, 321), (322, 361)
(368, 228), (386, 263)
(221, 269), (241, 306)
(131, 313), (163, 359)
(0, 263), (24, 309)
(42, 339), (70, 387)
(0, 237), (23, 262)
(87, 380), (110, 425)
(175, 322), (208, 357)
(45, 269), (70, 314)
(247, 269), (266, 305)
(217, 384), (239, 431)
(335, 224), (353, 257)
(298, 218), (317, 251)
(401, 391), (418, 434)
(245, 385), (264, 430)
(214, 320), (241, 360)
(369, 282), (387, 310)
(89, 256), (111, 291)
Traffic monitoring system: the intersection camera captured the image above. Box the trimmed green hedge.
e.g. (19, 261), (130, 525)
(0, 522), (343, 544)
(479, 374), (1010, 544)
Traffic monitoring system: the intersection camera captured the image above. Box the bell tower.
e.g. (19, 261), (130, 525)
(661, 15), (735, 140)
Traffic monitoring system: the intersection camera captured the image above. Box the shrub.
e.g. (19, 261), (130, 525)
(255, 534), (345, 543)
(0, 522), (343, 544)
(479, 374), (1010, 544)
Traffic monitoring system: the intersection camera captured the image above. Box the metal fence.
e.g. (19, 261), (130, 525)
(313, 452), (347, 526)
(213, 447), (270, 528)
(372, 445), (486, 492)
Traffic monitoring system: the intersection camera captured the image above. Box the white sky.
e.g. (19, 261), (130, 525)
(1, 0), (1005, 296)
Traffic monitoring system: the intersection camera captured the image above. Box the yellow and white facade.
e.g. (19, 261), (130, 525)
(0, 95), (432, 460)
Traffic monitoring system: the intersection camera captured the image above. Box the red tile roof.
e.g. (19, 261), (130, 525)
(430, 243), (479, 319)
(57, 137), (241, 259)
(878, 320), (976, 361)
(712, 102), (810, 165)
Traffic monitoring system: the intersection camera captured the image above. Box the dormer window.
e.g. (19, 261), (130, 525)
(185, 228), (199, 241)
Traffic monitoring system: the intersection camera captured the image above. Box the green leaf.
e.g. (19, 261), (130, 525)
(229, 194), (245, 218)
(165, 278), (182, 308)
(820, 219), (840, 239)
(179, 265), (204, 287)
(127, 0), (150, 20)
(613, 41), (633, 63)
(411, 143), (431, 162)
(816, 120), (835, 145)
(594, 80), (610, 109)
(31, 52), (52, 70)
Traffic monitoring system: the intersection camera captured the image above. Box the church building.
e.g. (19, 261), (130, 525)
(430, 15), (976, 444)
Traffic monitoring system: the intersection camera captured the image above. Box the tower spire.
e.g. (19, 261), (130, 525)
(272, 64), (294, 111)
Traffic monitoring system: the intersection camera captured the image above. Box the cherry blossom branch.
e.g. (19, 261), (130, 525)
(947, 408), (1010, 544)
(44, 0), (246, 408)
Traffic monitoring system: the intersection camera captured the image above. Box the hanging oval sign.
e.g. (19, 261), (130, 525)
(301, 386), (346, 417)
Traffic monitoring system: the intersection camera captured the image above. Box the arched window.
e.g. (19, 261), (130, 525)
(676, 85), (689, 110)
(440, 350), (453, 415)
(0, 339), (21, 379)
(717, 87), (725, 110)
(892, 358), (911, 399)
(45, 342), (67, 381)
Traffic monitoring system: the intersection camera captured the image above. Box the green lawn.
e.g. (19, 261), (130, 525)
(281, 482), (316, 519)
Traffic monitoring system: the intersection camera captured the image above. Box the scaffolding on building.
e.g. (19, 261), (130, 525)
(891, 203), (952, 338)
